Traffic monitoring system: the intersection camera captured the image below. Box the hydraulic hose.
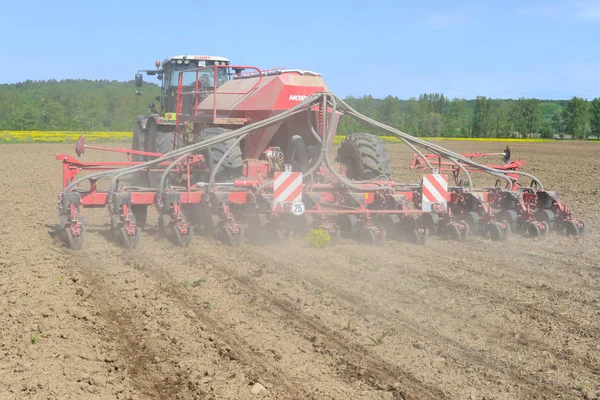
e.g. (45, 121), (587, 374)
(62, 91), (544, 200)
(332, 95), (516, 189)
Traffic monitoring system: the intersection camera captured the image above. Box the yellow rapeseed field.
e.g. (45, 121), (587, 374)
(0, 131), (132, 143)
(0, 131), (564, 145)
(333, 135), (555, 145)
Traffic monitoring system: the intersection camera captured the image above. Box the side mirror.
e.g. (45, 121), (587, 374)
(157, 74), (163, 81)
(155, 96), (161, 101)
(134, 73), (143, 88)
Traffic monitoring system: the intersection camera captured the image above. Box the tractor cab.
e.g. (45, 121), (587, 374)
(135, 55), (232, 114)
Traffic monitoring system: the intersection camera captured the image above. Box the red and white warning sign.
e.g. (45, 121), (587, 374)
(272, 166), (303, 213)
(422, 173), (448, 212)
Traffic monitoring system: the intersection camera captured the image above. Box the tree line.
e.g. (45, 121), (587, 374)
(340, 94), (600, 139)
(1, 79), (599, 139)
(0, 79), (160, 131)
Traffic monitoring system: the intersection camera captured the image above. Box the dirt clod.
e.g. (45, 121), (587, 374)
(250, 382), (267, 395)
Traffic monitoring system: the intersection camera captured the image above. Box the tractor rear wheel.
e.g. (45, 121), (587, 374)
(198, 127), (243, 182)
(336, 133), (391, 180)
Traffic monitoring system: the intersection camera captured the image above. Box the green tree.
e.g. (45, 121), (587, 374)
(510, 98), (541, 137)
(489, 100), (512, 137)
(419, 112), (443, 137)
(551, 111), (563, 138)
(590, 98), (600, 138)
(540, 121), (553, 139)
(563, 96), (588, 139)
(471, 96), (493, 137)
(443, 98), (468, 137)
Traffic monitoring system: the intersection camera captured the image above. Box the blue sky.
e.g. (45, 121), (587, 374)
(3, 0), (599, 100)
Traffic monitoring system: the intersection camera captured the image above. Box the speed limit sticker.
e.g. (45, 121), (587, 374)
(291, 202), (305, 216)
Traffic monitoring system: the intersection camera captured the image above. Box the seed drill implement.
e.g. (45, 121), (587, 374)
(55, 55), (586, 249)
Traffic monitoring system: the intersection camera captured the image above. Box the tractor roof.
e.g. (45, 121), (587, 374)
(162, 55), (230, 65)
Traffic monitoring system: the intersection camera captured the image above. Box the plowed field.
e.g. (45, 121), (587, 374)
(1, 141), (599, 399)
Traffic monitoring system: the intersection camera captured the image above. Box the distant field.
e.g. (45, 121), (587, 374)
(2, 130), (597, 144)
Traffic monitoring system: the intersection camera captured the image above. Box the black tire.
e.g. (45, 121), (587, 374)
(132, 123), (146, 162)
(528, 221), (541, 238)
(496, 210), (517, 233)
(146, 120), (174, 155)
(413, 227), (429, 245)
(198, 127), (243, 182)
(579, 220), (587, 236)
(461, 222), (470, 240)
(459, 211), (480, 234)
(65, 214), (85, 250)
(535, 209), (555, 231)
(446, 223), (461, 241)
(488, 222), (503, 241)
(565, 220), (579, 237)
(335, 133), (391, 180)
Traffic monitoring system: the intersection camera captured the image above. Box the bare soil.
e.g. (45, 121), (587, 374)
(0, 140), (599, 399)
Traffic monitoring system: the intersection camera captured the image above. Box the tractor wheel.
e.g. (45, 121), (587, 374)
(146, 120), (174, 155)
(198, 127), (243, 182)
(132, 123), (146, 162)
(335, 133), (391, 180)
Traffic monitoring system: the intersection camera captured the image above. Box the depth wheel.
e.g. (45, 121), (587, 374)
(413, 227), (429, 245)
(565, 220), (579, 237)
(172, 225), (193, 246)
(219, 225), (244, 247)
(535, 209), (555, 231)
(446, 223), (461, 241)
(527, 221), (541, 238)
(578, 220), (587, 236)
(119, 226), (141, 249)
(460, 221), (470, 240)
(329, 228), (342, 245)
(488, 222), (503, 241)
(459, 211), (481, 235)
(496, 210), (517, 233)
(65, 214), (86, 250)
